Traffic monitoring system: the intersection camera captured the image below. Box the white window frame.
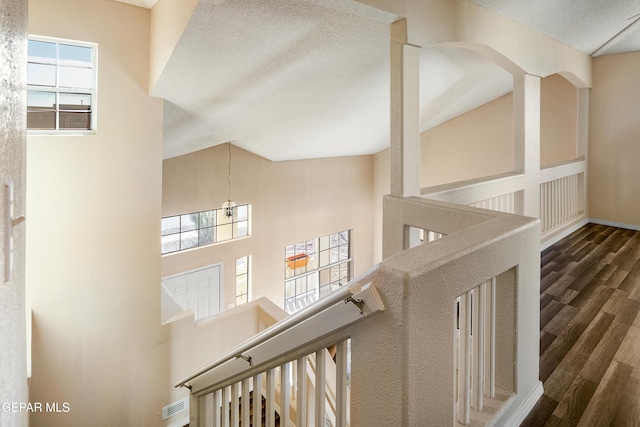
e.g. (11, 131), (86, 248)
(27, 35), (98, 135)
(235, 256), (251, 306)
(161, 204), (251, 255)
(284, 230), (352, 314)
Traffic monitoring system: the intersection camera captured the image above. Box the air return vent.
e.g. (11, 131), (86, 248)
(162, 397), (188, 421)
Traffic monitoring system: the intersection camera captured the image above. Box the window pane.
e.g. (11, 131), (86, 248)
(319, 268), (330, 286)
(285, 280), (295, 298)
(331, 233), (340, 248)
(180, 214), (197, 232)
(59, 93), (91, 111)
(216, 209), (232, 225)
(199, 211), (215, 228)
(180, 230), (198, 250)
(330, 247), (339, 264)
(236, 275), (247, 294)
(305, 239), (316, 254)
(217, 223), (232, 241)
(59, 112), (91, 129)
(331, 265), (340, 283)
(296, 277), (306, 295)
(161, 234), (180, 254)
(319, 250), (330, 268)
(319, 235), (330, 251)
(339, 244), (349, 261)
(320, 285), (331, 299)
(59, 43), (92, 67)
(59, 66), (93, 89)
(307, 273), (318, 291)
(27, 90), (55, 110)
(236, 256), (248, 275)
(236, 295), (248, 305)
(295, 242), (306, 254)
(234, 205), (248, 221)
(161, 216), (180, 236)
(26, 111), (55, 129)
(199, 227), (214, 246)
(285, 245), (295, 258)
(233, 221), (248, 238)
(27, 63), (56, 86)
(340, 263), (349, 285)
(28, 40), (56, 64)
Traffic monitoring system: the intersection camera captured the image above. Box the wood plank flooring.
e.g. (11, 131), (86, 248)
(521, 223), (640, 427)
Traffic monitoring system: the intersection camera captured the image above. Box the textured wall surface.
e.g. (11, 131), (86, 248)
(0, 0), (28, 425)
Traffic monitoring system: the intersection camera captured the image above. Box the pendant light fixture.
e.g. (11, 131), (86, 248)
(222, 143), (236, 217)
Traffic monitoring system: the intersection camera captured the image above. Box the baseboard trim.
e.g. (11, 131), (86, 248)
(503, 381), (544, 427)
(589, 218), (640, 231)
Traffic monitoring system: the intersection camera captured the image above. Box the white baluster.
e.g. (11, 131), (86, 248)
(212, 389), (221, 427)
(231, 383), (239, 427)
(253, 373), (263, 427)
(484, 277), (496, 398)
(221, 386), (230, 427)
(241, 379), (250, 427)
(281, 362), (291, 427)
(315, 349), (327, 427)
(296, 357), (307, 426)
(472, 285), (485, 411)
(336, 340), (348, 427)
(266, 369), (276, 427)
(457, 292), (471, 425)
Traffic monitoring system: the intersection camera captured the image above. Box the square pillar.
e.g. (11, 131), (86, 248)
(390, 19), (420, 198)
(513, 74), (541, 218)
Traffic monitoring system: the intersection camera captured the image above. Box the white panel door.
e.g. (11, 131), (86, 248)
(162, 263), (223, 321)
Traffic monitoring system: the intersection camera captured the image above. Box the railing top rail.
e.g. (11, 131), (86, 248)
(175, 273), (377, 389)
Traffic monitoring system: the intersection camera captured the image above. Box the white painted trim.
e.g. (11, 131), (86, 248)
(589, 218), (640, 231)
(500, 381), (544, 427)
(540, 218), (589, 250)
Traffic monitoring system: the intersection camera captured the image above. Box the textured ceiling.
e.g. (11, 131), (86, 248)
(147, 0), (640, 161)
(470, 0), (640, 55)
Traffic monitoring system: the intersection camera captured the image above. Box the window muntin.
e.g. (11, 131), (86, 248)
(284, 230), (351, 314)
(161, 204), (250, 255)
(235, 256), (250, 306)
(27, 36), (96, 133)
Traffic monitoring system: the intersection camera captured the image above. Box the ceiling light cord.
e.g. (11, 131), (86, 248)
(227, 143), (232, 202)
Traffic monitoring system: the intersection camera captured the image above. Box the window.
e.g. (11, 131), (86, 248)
(284, 230), (351, 314)
(235, 256), (250, 306)
(27, 36), (96, 133)
(161, 204), (250, 255)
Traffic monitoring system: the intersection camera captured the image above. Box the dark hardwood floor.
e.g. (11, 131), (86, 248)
(521, 223), (640, 427)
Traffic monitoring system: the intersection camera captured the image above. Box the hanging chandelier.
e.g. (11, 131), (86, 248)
(222, 143), (236, 217)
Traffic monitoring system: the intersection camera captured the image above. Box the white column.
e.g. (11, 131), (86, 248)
(390, 18), (421, 198)
(577, 87), (589, 216)
(513, 74), (541, 218)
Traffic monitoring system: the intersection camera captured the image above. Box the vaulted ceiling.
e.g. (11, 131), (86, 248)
(115, 0), (640, 161)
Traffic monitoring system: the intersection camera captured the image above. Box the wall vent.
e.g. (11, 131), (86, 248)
(162, 397), (188, 421)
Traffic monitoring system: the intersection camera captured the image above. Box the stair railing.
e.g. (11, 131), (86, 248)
(176, 278), (384, 427)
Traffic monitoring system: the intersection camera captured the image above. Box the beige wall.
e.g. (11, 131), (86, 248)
(26, 0), (166, 425)
(0, 0), (28, 425)
(589, 52), (640, 226)
(541, 74), (578, 166)
(419, 93), (514, 187)
(162, 144), (375, 308)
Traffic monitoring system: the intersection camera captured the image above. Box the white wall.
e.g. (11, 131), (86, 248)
(26, 0), (167, 425)
(0, 0), (28, 425)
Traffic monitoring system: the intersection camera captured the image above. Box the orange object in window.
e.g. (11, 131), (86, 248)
(286, 253), (309, 270)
